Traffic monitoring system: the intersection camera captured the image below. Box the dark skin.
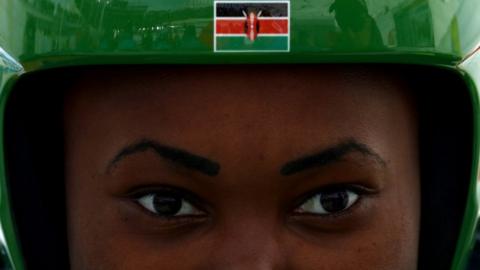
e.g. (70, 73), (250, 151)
(64, 66), (420, 270)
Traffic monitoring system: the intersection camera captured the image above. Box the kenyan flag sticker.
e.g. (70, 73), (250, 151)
(214, 1), (290, 52)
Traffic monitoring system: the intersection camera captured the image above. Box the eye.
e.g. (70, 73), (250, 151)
(137, 191), (203, 217)
(295, 188), (359, 215)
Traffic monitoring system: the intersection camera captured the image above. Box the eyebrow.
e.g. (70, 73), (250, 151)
(280, 139), (386, 176)
(107, 139), (220, 176)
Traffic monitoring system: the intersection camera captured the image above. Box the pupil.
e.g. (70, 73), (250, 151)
(152, 194), (182, 216)
(320, 190), (348, 213)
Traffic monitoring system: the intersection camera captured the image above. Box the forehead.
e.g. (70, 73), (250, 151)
(64, 65), (416, 165)
(66, 65), (413, 124)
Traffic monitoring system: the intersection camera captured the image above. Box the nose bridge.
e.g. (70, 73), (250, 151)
(205, 214), (287, 270)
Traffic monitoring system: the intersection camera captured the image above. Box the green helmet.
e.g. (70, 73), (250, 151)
(0, 0), (479, 269)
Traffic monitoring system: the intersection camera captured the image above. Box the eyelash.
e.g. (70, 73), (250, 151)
(291, 184), (374, 218)
(127, 184), (374, 221)
(127, 185), (208, 218)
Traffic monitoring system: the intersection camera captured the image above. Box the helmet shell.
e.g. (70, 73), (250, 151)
(0, 1), (479, 269)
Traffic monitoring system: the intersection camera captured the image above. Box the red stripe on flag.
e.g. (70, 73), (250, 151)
(258, 19), (289, 34)
(216, 19), (288, 34)
(216, 20), (245, 34)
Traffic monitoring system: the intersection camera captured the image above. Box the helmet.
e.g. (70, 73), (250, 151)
(0, 0), (479, 269)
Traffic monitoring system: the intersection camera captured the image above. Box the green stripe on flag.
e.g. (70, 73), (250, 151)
(215, 36), (288, 51)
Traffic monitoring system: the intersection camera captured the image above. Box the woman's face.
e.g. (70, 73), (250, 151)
(64, 66), (420, 270)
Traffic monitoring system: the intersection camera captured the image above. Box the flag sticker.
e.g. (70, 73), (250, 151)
(214, 1), (290, 52)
